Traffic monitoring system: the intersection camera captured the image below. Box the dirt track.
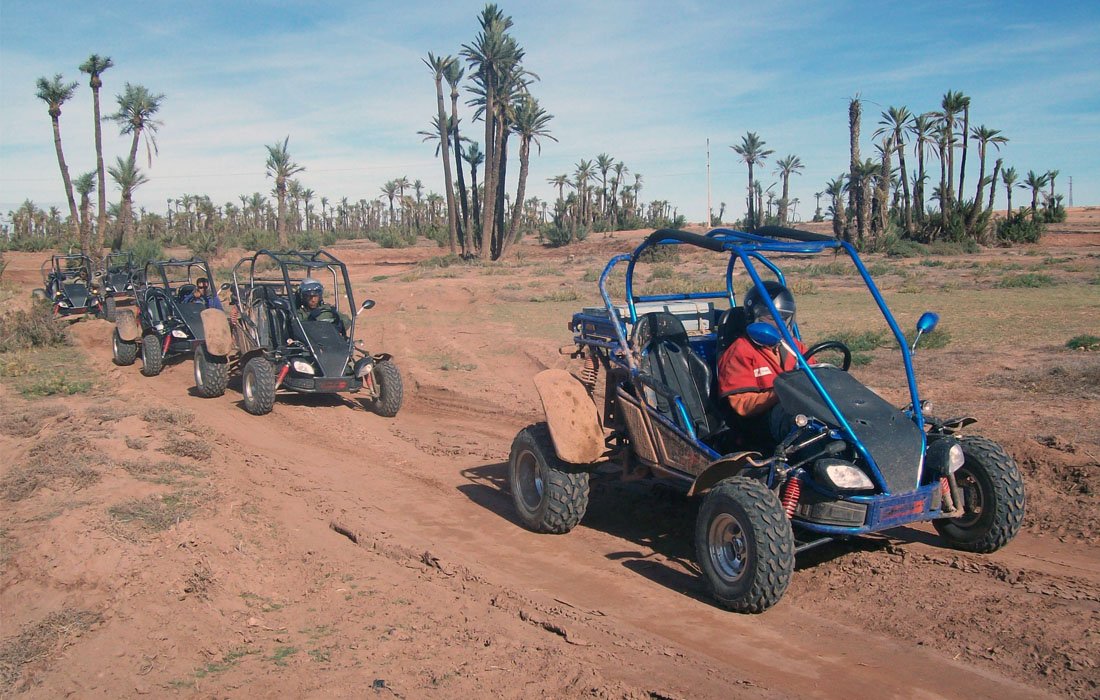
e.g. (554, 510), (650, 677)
(2, 212), (1099, 698)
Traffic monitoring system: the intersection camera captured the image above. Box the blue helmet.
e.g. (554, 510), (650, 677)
(300, 278), (324, 301)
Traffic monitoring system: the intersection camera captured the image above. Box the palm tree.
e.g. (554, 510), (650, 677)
(425, 52), (459, 255)
(265, 137), (305, 247)
(986, 158), (1003, 213)
(1045, 169), (1059, 209)
(465, 142), (484, 241)
(595, 153), (614, 219)
(1022, 170), (1049, 219)
(847, 96), (861, 238)
(380, 180), (398, 224)
(938, 90), (968, 212)
(502, 95), (555, 257)
(1001, 167), (1018, 217)
(908, 113), (937, 224)
(875, 106), (913, 234)
(35, 74), (81, 243)
(731, 132), (773, 230)
(107, 156), (149, 250)
(825, 175), (847, 239)
(443, 58), (470, 252)
(969, 125), (1008, 222)
(79, 54), (113, 248)
(773, 154), (803, 225)
(853, 159), (879, 248)
(110, 83), (165, 167)
(956, 93), (972, 200)
(73, 171), (96, 253)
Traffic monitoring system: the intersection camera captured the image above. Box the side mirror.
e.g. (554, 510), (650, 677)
(746, 321), (782, 347)
(220, 282), (231, 291)
(911, 311), (940, 352)
(360, 299), (376, 312)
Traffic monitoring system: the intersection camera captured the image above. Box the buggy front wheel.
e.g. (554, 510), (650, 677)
(242, 356), (277, 415)
(140, 334), (164, 377)
(194, 344), (229, 398)
(365, 359), (403, 417)
(933, 436), (1025, 553)
(695, 477), (795, 613)
(112, 329), (137, 366)
(508, 423), (589, 534)
(103, 297), (117, 322)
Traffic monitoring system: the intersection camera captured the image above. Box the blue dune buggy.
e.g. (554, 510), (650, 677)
(508, 226), (1025, 613)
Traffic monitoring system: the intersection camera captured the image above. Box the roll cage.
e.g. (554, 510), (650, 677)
(575, 226), (929, 497)
(42, 254), (94, 285)
(144, 258), (214, 293)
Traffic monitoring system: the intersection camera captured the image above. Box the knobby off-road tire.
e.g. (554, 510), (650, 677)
(193, 344), (229, 398)
(140, 334), (164, 377)
(112, 328), (138, 366)
(367, 359), (403, 417)
(695, 477), (795, 613)
(933, 436), (1025, 553)
(509, 423), (590, 534)
(104, 297), (117, 322)
(242, 356), (277, 415)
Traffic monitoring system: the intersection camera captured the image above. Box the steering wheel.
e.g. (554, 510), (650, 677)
(803, 340), (852, 371)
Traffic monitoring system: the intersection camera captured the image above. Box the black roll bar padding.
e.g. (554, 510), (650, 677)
(635, 372), (679, 400)
(754, 225), (834, 243)
(643, 228), (729, 253)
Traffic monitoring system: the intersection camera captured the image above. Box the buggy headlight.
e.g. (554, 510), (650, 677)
(171, 329), (188, 338)
(926, 437), (965, 475)
(58, 300), (71, 308)
(815, 459), (875, 491)
(291, 360), (315, 375)
(126, 283), (133, 290)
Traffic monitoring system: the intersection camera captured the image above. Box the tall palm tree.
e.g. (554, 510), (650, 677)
(465, 142), (484, 240)
(731, 131), (773, 230)
(443, 58), (470, 252)
(875, 106), (913, 234)
(107, 156), (149, 250)
(35, 74), (81, 243)
(909, 113), (937, 224)
(595, 153), (614, 219)
(502, 95), (555, 257)
(1022, 170), (1049, 219)
(547, 173), (568, 211)
(1001, 167), (1018, 217)
(110, 83), (165, 167)
(853, 159), (879, 248)
(847, 96), (861, 238)
(380, 180), (398, 224)
(938, 90), (968, 212)
(986, 158), (1003, 213)
(73, 171), (96, 253)
(969, 125), (1008, 222)
(425, 52), (459, 255)
(825, 175), (847, 239)
(79, 54), (113, 248)
(574, 159), (596, 224)
(955, 93), (972, 200)
(265, 137), (305, 247)
(1045, 169), (1059, 209)
(773, 154), (803, 225)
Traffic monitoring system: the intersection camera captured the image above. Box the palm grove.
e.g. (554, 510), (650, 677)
(731, 91), (1063, 250)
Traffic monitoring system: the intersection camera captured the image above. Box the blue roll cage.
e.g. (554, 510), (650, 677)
(577, 226), (929, 497)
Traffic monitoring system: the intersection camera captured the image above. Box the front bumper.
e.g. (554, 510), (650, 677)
(282, 375), (361, 394)
(793, 480), (947, 535)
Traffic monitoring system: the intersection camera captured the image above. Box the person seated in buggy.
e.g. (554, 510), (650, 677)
(297, 278), (351, 334)
(717, 281), (806, 443)
(179, 277), (223, 309)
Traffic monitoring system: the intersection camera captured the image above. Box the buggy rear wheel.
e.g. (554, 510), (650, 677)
(695, 477), (794, 613)
(242, 356), (277, 415)
(112, 329), (137, 366)
(508, 423), (589, 534)
(104, 297), (117, 322)
(194, 344), (228, 398)
(933, 436), (1025, 553)
(140, 334), (164, 377)
(366, 359), (403, 417)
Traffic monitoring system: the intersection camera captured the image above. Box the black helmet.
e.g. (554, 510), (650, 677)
(300, 278), (324, 301)
(743, 280), (795, 327)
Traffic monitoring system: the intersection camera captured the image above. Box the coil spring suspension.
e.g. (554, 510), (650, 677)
(781, 476), (801, 518)
(940, 477), (954, 512)
(580, 352), (599, 397)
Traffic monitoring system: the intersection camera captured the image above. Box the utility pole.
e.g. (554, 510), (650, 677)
(708, 136), (717, 224)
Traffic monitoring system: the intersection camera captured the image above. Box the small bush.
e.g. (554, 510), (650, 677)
(1066, 335), (1100, 351)
(0, 302), (69, 353)
(108, 489), (207, 531)
(540, 222), (589, 247)
(996, 273), (1056, 288)
(20, 376), (92, 397)
(996, 217), (1042, 245)
(884, 237), (927, 258)
(294, 231), (320, 250)
(127, 238), (164, 267)
(638, 245), (680, 263)
(159, 434), (212, 460)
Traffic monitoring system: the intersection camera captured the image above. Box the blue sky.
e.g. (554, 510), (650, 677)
(1, 0), (1097, 224)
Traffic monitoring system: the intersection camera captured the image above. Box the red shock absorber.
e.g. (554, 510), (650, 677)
(276, 363), (290, 388)
(781, 476), (801, 518)
(940, 477), (952, 511)
(162, 334), (172, 355)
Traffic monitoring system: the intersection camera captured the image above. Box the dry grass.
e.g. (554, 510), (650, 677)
(985, 358), (1100, 399)
(120, 458), (203, 485)
(0, 406), (67, 438)
(141, 406), (195, 429)
(0, 608), (102, 693)
(159, 434), (213, 461)
(107, 487), (212, 532)
(1, 436), (103, 501)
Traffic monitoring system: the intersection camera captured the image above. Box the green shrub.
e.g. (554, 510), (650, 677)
(885, 237), (927, 258)
(1066, 335), (1100, 351)
(995, 273), (1056, 288)
(996, 216), (1042, 245)
(127, 238), (164, 267)
(188, 230), (219, 258)
(540, 222), (589, 247)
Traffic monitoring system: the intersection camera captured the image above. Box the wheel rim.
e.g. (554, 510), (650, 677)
(515, 449), (545, 512)
(954, 468), (986, 528)
(195, 354), (204, 385)
(243, 369), (254, 403)
(708, 513), (749, 583)
(141, 338), (148, 366)
(113, 333), (120, 358)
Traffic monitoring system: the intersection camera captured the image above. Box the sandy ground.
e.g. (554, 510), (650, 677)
(1, 209), (1098, 698)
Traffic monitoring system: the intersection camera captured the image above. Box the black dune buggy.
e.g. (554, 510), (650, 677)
(33, 254), (104, 318)
(192, 249), (403, 417)
(98, 251), (140, 321)
(509, 226), (1025, 613)
(111, 257), (218, 377)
